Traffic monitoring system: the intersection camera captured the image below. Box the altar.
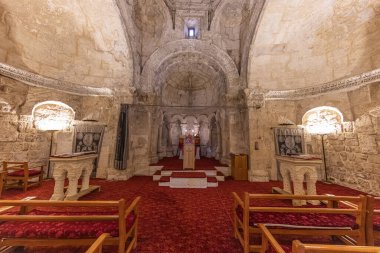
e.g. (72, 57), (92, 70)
(179, 135), (200, 160)
(49, 153), (100, 201)
(274, 155), (323, 206)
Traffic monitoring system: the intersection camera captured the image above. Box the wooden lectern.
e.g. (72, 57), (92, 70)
(183, 136), (195, 170)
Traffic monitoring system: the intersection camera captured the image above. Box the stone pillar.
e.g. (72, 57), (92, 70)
(245, 87), (269, 182)
(149, 109), (160, 164)
(50, 165), (66, 201)
(157, 123), (164, 159)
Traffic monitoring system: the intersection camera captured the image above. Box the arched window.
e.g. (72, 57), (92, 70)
(302, 106), (343, 134)
(32, 101), (75, 131)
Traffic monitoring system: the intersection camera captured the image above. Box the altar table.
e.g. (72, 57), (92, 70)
(49, 153), (99, 201)
(274, 155), (322, 206)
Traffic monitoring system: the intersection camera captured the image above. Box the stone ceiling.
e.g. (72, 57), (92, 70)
(0, 0), (133, 90)
(248, 0), (380, 91)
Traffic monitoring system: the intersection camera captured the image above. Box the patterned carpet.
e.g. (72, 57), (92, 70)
(0, 177), (372, 253)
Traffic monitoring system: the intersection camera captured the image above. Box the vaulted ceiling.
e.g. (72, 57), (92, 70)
(0, 0), (378, 97)
(0, 0), (133, 90)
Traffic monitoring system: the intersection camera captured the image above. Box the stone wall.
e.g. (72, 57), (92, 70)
(247, 83), (380, 195)
(325, 112), (380, 194)
(0, 76), (83, 174)
(300, 84), (380, 194)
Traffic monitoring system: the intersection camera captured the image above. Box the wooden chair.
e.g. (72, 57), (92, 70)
(2, 162), (44, 192)
(86, 233), (110, 253)
(259, 224), (380, 253)
(366, 196), (380, 246)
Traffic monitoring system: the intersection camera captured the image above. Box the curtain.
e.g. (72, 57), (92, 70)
(114, 104), (128, 170)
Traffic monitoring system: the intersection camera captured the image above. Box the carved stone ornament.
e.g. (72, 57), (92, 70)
(0, 62), (113, 96)
(244, 86), (267, 108)
(266, 68), (380, 100)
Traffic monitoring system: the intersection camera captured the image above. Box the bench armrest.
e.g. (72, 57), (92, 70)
(258, 224), (286, 253)
(85, 233), (110, 253)
(232, 192), (244, 208)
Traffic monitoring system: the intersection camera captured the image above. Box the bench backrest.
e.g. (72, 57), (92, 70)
(259, 224), (380, 253)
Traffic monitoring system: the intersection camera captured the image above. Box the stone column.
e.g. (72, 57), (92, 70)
(149, 109), (160, 164)
(279, 165), (292, 193)
(50, 164), (66, 201)
(157, 123), (164, 159)
(66, 165), (83, 199)
(245, 87), (269, 182)
(81, 163), (94, 191)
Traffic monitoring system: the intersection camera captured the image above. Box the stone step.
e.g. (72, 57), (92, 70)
(207, 177), (218, 187)
(154, 169), (224, 181)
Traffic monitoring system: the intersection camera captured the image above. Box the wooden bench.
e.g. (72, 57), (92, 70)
(0, 197), (140, 253)
(366, 196), (380, 246)
(86, 233), (110, 253)
(232, 193), (367, 253)
(3, 162), (44, 192)
(259, 224), (380, 253)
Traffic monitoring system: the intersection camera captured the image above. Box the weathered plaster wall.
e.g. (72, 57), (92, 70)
(248, 0), (380, 90)
(248, 100), (297, 180)
(0, 0), (133, 88)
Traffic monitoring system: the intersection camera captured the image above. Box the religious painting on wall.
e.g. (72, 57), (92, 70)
(73, 124), (105, 154)
(273, 127), (305, 156)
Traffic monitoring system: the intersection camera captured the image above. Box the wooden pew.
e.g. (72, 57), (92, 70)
(232, 193), (367, 253)
(0, 197), (140, 253)
(366, 196), (380, 246)
(259, 224), (380, 253)
(86, 233), (110, 253)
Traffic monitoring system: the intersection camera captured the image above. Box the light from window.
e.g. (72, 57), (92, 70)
(32, 101), (75, 131)
(188, 28), (195, 38)
(302, 106), (343, 134)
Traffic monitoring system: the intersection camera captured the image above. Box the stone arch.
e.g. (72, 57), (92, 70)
(197, 114), (210, 124)
(32, 101), (75, 131)
(140, 39), (239, 92)
(170, 114), (184, 124)
(302, 106), (344, 134)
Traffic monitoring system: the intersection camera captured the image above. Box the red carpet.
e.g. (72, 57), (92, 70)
(0, 177), (376, 253)
(151, 156), (228, 170)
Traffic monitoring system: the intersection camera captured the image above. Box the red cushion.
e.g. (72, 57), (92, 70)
(0, 210), (135, 239)
(207, 177), (217, 183)
(236, 206), (358, 229)
(374, 215), (380, 231)
(7, 169), (41, 177)
(171, 172), (206, 178)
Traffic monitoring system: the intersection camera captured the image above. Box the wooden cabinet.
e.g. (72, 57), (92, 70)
(231, 154), (248, 180)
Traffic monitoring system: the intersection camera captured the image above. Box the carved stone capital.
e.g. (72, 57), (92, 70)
(244, 86), (267, 109)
